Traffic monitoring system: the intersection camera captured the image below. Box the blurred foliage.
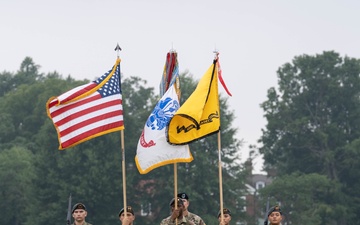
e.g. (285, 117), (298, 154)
(0, 57), (245, 225)
(259, 51), (360, 225)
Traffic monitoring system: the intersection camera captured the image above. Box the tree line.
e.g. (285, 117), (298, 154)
(0, 57), (244, 225)
(258, 51), (360, 225)
(2, 51), (360, 225)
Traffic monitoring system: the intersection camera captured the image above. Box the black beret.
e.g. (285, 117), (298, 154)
(177, 192), (189, 200)
(217, 208), (231, 218)
(169, 197), (184, 206)
(72, 203), (86, 213)
(119, 206), (134, 216)
(267, 205), (282, 217)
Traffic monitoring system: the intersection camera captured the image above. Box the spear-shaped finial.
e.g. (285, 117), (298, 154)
(114, 43), (122, 51)
(115, 43), (122, 57)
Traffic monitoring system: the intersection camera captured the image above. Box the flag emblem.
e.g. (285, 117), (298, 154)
(135, 85), (193, 174)
(167, 60), (220, 145)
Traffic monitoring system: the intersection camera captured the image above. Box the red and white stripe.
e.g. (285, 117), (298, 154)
(47, 82), (124, 149)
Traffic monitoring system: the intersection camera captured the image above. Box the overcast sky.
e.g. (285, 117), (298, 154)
(1, 0), (360, 173)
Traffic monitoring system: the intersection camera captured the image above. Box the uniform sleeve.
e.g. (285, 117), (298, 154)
(161, 217), (191, 225)
(160, 217), (176, 225)
(187, 213), (206, 225)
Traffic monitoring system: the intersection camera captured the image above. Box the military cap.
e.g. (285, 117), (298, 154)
(177, 192), (189, 200)
(267, 205), (282, 217)
(169, 197), (184, 206)
(217, 208), (231, 218)
(72, 203), (87, 213)
(119, 206), (134, 216)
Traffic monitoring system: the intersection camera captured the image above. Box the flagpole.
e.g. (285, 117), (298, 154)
(174, 163), (178, 208)
(213, 50), (224, 220)
(173, 64), (180, 225)
(162, 49), (179, 223)
(121, 129), (127, 215)
(218, 132), (224, 220)
(115, 43), (128, 216)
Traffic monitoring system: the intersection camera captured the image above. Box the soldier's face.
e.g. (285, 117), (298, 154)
(181, 199), (189, 210)
(171, 203), (184, 215)
(218, 214), (231, 225)
(268, 212), (282, 225)
(120, 212), (135, 223)
(72, 209), (87, 222)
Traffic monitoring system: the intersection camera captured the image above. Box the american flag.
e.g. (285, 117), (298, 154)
(46, 58), (124, 150)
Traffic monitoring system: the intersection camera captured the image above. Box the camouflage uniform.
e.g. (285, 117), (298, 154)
(71, 222), (92, 225)
(185, 211), (206, 225)
(160, 216), (192, 225)
(177, 193), (206, 225)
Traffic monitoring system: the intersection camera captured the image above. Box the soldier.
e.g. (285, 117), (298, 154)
(217, 208), (231, 225)
(119, 206), (135, 225)
(267, 205), (283, 225)
(160, 197), (192, 225)
(177, 192), (206, 225)
(71, 203), (93, 225)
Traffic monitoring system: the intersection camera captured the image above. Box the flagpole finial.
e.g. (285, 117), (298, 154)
(170, 42), (176, 53)
(115, 43), (122, 57)
(213, 48), (219, 60)
(115, 43), (122, 51)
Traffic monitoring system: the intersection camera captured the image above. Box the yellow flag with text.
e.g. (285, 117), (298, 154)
(167, 60), (220, 145)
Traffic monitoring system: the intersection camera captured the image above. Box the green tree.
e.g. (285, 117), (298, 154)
(259, 51), (360, 224)
(0, 146), (36, 225)
(259, 173), (346, 225)
(0, 58), (245, 225)
(13, 57), (42, 88)
(0, 71), (15, 97)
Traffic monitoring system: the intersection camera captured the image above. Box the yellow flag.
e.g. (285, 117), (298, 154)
(167, 60), (220, 145)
